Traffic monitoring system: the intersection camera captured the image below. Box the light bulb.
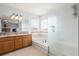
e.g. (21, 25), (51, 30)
(11, 13), (15, 19)
(11, 15), (15, 19)
(15, 15), (19, 19)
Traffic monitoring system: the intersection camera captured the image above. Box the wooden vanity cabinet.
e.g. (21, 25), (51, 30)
(0, 34), (32, 55)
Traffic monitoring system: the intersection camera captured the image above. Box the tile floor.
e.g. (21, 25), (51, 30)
(2, 46), (48, 56)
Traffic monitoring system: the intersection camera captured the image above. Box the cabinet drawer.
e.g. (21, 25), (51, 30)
(15, 39), (22, 42)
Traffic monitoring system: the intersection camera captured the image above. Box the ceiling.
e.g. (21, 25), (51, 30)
(4, 3), (70, 16)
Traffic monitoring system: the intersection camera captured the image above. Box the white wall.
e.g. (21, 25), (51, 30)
(48, 4), (78, 56)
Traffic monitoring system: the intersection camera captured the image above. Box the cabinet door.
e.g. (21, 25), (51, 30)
(23, 35), (32, 47)
(3, 40), (14, 53)
(0, 42), (4, 54)
(14, 37), (23, 49)
(28, 35), (32, 45)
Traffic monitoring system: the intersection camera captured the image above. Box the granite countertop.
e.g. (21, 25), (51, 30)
(0, 32), (31, 38)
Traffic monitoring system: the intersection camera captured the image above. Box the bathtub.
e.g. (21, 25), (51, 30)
(32, 33), (48, 51)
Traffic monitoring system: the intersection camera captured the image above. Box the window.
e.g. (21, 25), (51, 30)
(22, 20), (29, 32)
(41, 19), (48, 32)
(31, 18), (48, 33)
(31, 19), (39, 33)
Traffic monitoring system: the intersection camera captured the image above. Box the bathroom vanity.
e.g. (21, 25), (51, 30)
(0, 16), (32, 55)
(0, 34), (32, 55)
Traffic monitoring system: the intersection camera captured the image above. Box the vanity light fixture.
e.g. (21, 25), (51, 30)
(10, 13), (22, 20)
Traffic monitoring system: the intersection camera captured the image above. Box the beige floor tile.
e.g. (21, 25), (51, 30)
(2, 46), (48, 56)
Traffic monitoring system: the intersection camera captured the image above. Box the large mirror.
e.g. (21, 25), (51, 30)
(0, 16), (22, 34)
